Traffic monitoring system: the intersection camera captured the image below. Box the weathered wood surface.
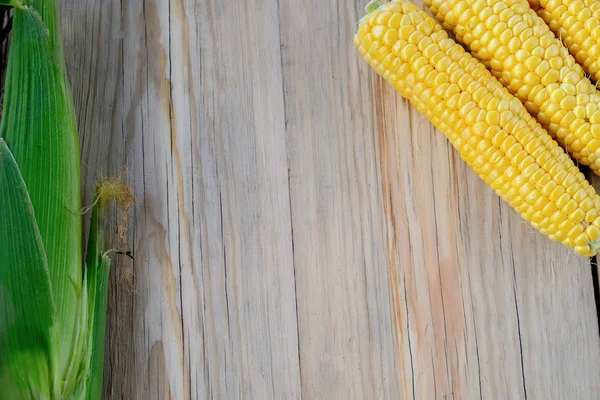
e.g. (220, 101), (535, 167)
(57, 0), (600, 398)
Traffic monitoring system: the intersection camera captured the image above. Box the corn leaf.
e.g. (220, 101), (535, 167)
(0, 139), (54, 399)
(0, 5), (83, 383)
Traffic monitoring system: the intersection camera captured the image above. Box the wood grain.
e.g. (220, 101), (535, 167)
(54, 0), (600, 398)
(278, 0), (401, 398)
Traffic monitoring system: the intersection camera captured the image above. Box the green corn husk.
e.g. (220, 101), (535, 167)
(0, 138), (54, 399)
(0, 1), (132, 398)
(1, 4), (83, 391)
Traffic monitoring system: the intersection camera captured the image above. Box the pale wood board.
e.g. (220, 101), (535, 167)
(53, 0), (600, 398)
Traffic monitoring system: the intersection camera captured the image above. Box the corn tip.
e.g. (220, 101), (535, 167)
(365, 0), (382, 15)
(589, 239), (600, 254)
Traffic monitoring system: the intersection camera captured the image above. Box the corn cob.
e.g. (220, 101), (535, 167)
(0, 1), (132, 398)
(527, 0), (600, 84)
(425, 0), (600, 175)
(355, 0), (600, 256)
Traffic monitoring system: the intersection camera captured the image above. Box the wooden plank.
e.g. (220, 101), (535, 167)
(172, 0), (303, 397)
(278, 1), (401, 399)
(66, 0), (190, 397)
(373, 2), (600, 398)
(60, 0), (303, 398)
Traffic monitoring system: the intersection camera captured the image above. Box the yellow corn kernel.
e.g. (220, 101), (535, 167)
(574, 233), (589, 247)
(586, 225), (600, 241)
(586, 208), (599, 222)
(358, 0), (600, 256)
(556, 193), (571, 209)
(574, 245), (592, 256)
(570, 208), (586, 223)
(563, 199), (579, 214)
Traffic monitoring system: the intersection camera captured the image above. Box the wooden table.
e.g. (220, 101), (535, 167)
(60, 0), (600, 398)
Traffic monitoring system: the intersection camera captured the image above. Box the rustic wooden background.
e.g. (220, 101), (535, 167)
(57, 0), (600, 398)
